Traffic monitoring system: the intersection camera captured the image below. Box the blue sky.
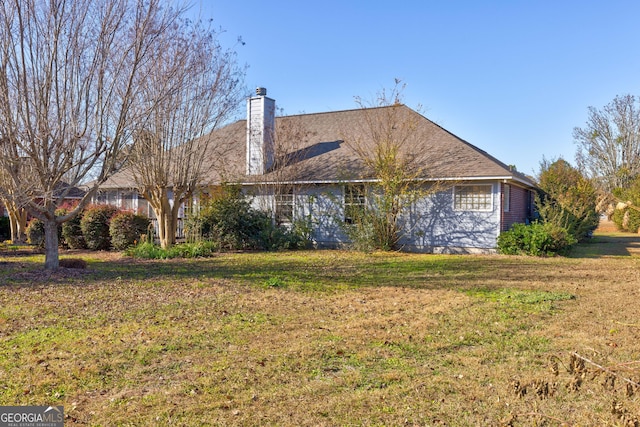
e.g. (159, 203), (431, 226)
(193, 1), (640, 176)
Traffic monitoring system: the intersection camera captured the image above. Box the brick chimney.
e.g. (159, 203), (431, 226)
(246, 87), (275, 175)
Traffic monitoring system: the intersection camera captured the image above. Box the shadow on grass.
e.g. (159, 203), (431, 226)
(0, 250), (497, 290)
(569, 232), (640, 258)
(3, 231), (639, 289)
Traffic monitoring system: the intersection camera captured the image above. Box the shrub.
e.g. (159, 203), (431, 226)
(59, 258), (88, 269)
(166, 241), (219, 258)
(536, 159), (599, 242)
(197, 187), (269, 250)
(611, 205), (640, 233)
(498, 222), (576, 256)
(126, 241), (219, 259)
(81, 204), (119, 250)
(612, 207), (625, 230)
(126, 241), (168, 259)
(61, 212), (86, 249)
(188, 185), (309, 251)
(109, 211), (151, 251)
(26, 218), (45, 248)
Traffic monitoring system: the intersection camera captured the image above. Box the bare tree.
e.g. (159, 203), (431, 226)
(127, 17), (244, 249)
(341, 81), (443, 250)
(251, 112), (313, 225)
(574, 94), (640, 192)
(0, 0), (179, 268)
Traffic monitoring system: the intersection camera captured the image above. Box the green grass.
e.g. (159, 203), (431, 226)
(0, 234), (639, 425)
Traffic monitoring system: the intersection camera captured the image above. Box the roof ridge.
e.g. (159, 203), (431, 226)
(275, 104), (404, 119)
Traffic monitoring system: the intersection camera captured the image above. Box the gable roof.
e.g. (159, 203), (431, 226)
(100, 104), (537, 190)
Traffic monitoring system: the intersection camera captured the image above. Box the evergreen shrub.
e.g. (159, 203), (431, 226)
(26, 218), (45, 248)
(81, 205), (119, 250)
(61, 213), (86, 249)
(109, 211), (150, 251)
(497, 222), (576, 257)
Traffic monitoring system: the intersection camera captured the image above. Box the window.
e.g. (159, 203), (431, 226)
(95, 191), (106, 204)
(344, 184), (366, 224)
(121, 192), (135, 211)
(454, 185), (493, 211)
(503, 184), (510, 213)
(275, 188), (294, 225)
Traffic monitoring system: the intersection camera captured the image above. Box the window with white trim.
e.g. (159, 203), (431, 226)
(344, 184), (365, 224)
(453, 185), (493, 211)
(275, 188), (294, 225)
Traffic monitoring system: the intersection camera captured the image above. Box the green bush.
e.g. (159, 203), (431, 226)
(109, 211), (151, 251)
(611, 206), (640, 233)
(197, 187), (269, 250)
(81, 204), (119, 250)
(61, 212), (86, 249)
(625, 208), (640, 233)
(497, 222), (576, 257)
(167, 241), (219, 258)
(341, 210), (378, 252)
(126, 241), (168, 259)
(612, 207), (626, 231)
(187, 185), (309, 251)
(536, 159), (599, 242)
(26, 218), (45, 248)
(126, 241), (219, 259)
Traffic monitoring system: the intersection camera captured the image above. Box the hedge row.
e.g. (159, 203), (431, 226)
(26, 205), (150, 251)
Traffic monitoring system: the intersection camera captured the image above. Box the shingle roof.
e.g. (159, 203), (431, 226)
(100, 104), (537, 189)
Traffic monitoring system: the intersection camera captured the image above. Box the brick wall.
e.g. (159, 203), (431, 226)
(501, 183), (534, 231)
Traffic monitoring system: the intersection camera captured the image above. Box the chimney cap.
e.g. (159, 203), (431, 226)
(255, 87), (267, 96)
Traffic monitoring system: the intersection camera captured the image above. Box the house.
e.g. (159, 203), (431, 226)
(98, 87), (537, 253)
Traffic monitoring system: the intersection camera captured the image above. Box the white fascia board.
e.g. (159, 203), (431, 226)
(232, 175), (536, 188)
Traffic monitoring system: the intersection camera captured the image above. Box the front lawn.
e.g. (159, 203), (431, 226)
(0, 236), (639, 425)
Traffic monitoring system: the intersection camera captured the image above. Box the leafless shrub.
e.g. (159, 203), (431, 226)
(510, 352), (640, 425)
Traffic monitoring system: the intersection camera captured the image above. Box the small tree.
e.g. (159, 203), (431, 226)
(0, 0), (184, 268)
(610, 175), (640, 232)
(127, 16), (244, 249)
(536, 158), (599, 242)
(341, 81), (441, 250)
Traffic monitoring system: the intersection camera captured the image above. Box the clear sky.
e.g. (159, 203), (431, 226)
(192, 1), (640, 176)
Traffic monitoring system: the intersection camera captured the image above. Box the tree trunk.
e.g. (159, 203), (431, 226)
(161, 212), (177, 249)
(8, 207), (27, 243)
(156, 208), (177, 249)
(149, 191), (178, 250)
(43, 218), (59, 270)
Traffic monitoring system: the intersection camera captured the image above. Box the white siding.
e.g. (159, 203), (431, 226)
(247, 182), (501, 253)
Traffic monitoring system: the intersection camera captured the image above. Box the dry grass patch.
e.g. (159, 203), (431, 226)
(0, 237), (639, 425)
